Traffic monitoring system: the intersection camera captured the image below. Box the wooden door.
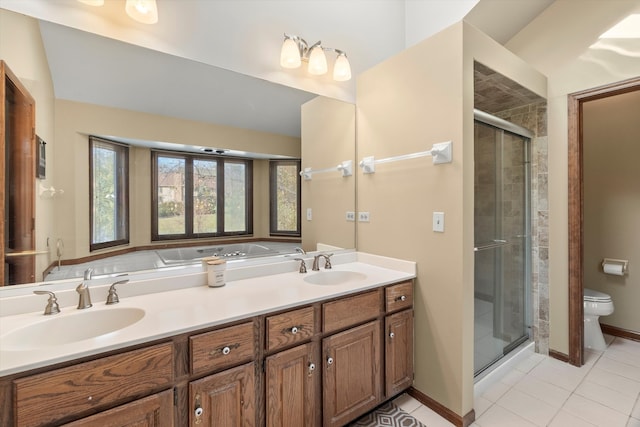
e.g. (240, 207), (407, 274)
(323, 320), (381, 427)
(265, 342), (320, 427)
(1, 60), (36, 285)
(189, 362), (255, 427)
(385, 309), (414, 397)
(63, 389), (174, 427)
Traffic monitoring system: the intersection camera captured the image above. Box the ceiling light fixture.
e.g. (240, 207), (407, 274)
(125, 0), (159, 24)
(280, 34), (352, 82)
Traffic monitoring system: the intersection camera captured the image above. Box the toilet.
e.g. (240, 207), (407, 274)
(583, 288), (614, 351)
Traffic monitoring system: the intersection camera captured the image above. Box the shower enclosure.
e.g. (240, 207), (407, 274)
(474, 110), (532, 376)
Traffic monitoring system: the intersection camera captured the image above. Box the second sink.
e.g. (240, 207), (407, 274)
(303, 271), (367, 286)
(1, 307), (145, 351)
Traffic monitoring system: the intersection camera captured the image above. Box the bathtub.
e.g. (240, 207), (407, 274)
(44, 241), (300, 281)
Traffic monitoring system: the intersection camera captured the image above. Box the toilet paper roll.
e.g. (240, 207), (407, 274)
(603, 263), (624, 276)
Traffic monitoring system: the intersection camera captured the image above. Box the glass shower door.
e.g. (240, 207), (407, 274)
(474, 118), (531, 376)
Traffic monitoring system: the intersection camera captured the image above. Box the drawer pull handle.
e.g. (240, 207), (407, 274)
(395, 295), (407, 302)
(291, 326), (299, 334)
(389, 332), (395, 339)
(327, 357), (334, 366)
(210, 343), (240, 357)
(308, 362), (316, 373)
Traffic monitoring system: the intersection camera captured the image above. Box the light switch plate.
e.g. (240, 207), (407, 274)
(358, 212), (370, 222)
(306, 208), (312, 221)
(433, 212), (444, 232)
(346, 211), (355, 222)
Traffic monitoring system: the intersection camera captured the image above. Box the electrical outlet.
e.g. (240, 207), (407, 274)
(358, 212), (370, 222)
(346, 211), (355, 222)
(433, 212), (445, 232)
(306, 208), (312, 221)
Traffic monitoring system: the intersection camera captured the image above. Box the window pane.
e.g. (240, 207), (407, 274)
(224, 162), (246, 232)
(91, 139), (128, 249)
(275, 164), (299, 232)
(157, 156), (186, 235)
(193, 159), (217, 234)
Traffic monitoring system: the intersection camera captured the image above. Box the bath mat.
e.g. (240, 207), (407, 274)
(349, 401), (426, 427)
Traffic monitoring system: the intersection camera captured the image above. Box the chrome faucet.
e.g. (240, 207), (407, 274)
(106, 276), (129, 305)
(76, 268), (93, 309)
(312, 253), (334, 271)
(294, 247), (306, 255)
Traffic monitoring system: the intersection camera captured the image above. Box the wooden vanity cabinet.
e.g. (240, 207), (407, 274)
(265, 341), (321, 427)
(323, 320), (382, 427)
(4, 279), (414, 427)
(384, 281), (414, 399)
(62, 389), (174, 427)
(189, 362), (256, 426)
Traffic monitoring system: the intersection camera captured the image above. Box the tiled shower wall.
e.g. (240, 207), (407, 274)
(495, 103), (549, 354)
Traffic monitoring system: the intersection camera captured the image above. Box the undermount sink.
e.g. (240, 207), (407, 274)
(303, 270), (367, 286)
(1, 307), (145, 351)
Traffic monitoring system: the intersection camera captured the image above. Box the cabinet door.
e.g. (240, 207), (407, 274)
(323, 320), (381, 427)
(62, 389), (174, 427)
(385, 309), (414, 397)
(265, 342), (320, 427)
(190, 362), (255, 427)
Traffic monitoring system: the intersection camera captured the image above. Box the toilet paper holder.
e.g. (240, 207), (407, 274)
(601, 258), (628, 275)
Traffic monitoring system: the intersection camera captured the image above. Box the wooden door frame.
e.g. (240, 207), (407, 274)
(567, 76), (640, 366)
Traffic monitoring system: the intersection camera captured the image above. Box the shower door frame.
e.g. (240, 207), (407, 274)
(567, 76), (640, 367)
(473, 110), (533, 376)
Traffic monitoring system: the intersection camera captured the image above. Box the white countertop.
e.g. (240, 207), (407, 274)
(0, 252), (415, 376)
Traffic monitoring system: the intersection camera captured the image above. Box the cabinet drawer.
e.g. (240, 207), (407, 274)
(385, 281), (413, 312)
(14, 342), (174, 427)
(190, 321), (256, 375)
(323, 290), (381, 333)
(266, 306), (315, 352)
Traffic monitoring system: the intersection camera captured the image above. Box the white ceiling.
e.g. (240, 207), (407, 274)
(1, 0), (556, 139)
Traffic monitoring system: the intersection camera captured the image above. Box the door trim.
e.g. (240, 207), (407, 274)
(567, 76), (640, 366)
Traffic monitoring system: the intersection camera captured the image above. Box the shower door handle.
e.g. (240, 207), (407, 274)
(474, 240), (509, 252)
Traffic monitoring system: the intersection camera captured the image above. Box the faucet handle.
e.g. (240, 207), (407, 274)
(33, 290), (61, 315)
(106, 278), (130, 305)
(294, 258), (307, 274)
(322, 253), (334, 269)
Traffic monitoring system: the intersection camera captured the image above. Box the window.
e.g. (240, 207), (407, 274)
(90, 137), (129, 250)
(152, 151), (252, 240)
(269, 160), (301, 236)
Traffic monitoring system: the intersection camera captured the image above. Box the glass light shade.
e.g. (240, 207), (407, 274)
(77, 0), (104, 5)
(125, 0), (158, 24)
(280, 38), (302, 69)
(307, 46), (328, 75)
(333, 54), (352, 81)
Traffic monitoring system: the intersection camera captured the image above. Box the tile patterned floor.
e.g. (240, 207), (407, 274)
(393, 336), (640, 427)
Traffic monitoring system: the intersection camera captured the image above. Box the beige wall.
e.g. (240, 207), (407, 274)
(506, 0), (640, 354)
(356, 21), (545, 417)
(301, 96), (356, 252)
(583, 90), (640, 332)
(54, 99), (300, 260)
(0, 9), (56, 278)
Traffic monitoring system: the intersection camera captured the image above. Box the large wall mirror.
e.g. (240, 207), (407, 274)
(1, 10), (356, 286)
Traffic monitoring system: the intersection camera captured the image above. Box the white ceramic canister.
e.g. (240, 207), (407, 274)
(202, 257), (227, 287)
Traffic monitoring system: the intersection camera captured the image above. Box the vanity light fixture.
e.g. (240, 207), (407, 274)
(125, 0), (159, 24)
(280, 34), (352, 82)
(77, 0), (158, 24)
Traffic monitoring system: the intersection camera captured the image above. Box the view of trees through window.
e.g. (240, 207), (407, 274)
(90, 137), (129, 250)
(270, 160), (300, 236)
(154, 152), (251, 239)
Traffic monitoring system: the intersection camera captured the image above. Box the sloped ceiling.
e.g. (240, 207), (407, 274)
(0, 0), (562, 140)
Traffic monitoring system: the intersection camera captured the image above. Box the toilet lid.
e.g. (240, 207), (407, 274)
(584, 288), (612, 302)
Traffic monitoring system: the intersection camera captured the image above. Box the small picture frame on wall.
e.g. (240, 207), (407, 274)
(36, 135), (46, 179)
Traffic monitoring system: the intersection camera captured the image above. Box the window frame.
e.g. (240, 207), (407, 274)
(151, 150), (253, 241)
(89, 136), (130, 251)
(269, 159), (301, 237)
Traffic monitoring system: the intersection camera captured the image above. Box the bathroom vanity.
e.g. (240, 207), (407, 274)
(0, 252), (415, 426)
